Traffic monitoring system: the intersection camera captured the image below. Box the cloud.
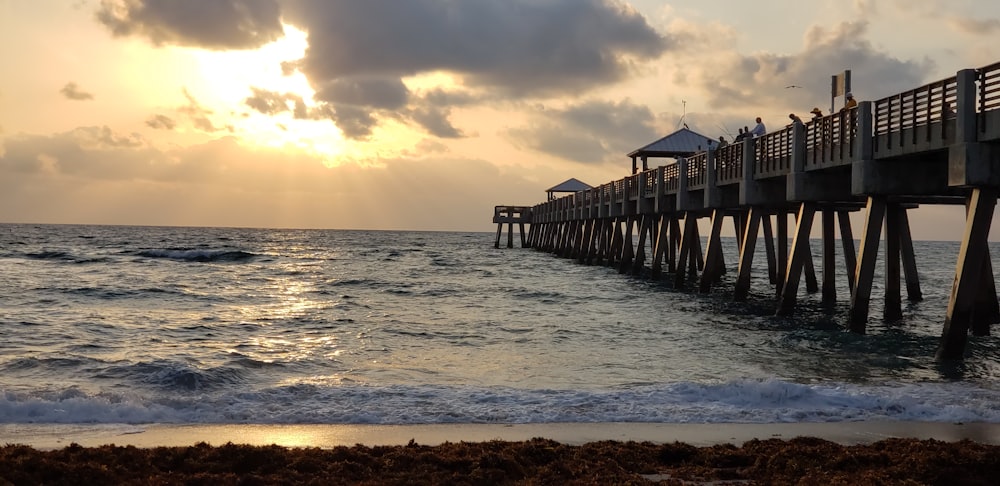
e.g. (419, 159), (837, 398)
(179, 89), (225, 132)
(95, 0), (284, 50)
(507, 98), (658, 163)
(60, 82), (94, 101)
(282, 0), (667, 96)
(244, 87), (308, 118)
(145, 114), (177, 130)
(691, 21), (933, 111)
(949, 17), (1000, 35)
(275, 0), (668, 139)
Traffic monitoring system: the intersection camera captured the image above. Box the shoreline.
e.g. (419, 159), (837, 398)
(4, 421), (1000, 450)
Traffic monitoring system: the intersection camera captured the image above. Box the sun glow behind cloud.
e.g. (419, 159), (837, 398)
(184, 25), (347, 165)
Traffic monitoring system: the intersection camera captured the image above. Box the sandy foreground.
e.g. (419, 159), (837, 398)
(2, 422), (1000, 484)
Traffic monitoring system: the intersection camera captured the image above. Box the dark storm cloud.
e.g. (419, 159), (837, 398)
(508, 99), (657, 163)
(145, 114), (177, 130)
(313, 77), (410, 111)
(281, 0), (668, 96)
(244, 87), (309, 118)
(408, 107), (463, 139)
(699, 22), (932, 110)
(60, 82), (94, 100)
(95, 0), (284, 50)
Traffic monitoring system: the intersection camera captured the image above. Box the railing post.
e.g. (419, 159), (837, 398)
(950, 69), (997, 187)
(704, 148), (721, 208)
(956, 69), (976, 144)
(654, 166), (666, 212)
(676, 157), (690, 211)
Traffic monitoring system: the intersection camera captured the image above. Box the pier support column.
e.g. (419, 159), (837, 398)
(897, 208), (922, 301)
(618, 217), (636, 273)
(884, 204), (904, 322)
(776, 211), (789, 297)
(821, 210), (837, 306)
(669, 217), (681, 273)
(938, 188), (997, 360)
(650, 214), (671, 279)
(777, 203), (817, 316)
(849, 197), (887, 332)
(762, 213), (777, 284)
(734, 207), (762, 302)
(700, 210), (726, 293)
(632, 215), (652, 275)
(675, 213), (699, 288)
(971, 251), (999, 336)
(838, 210), (858, 294)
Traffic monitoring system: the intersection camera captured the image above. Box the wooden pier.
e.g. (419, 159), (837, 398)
(496, 61), (1000, 360)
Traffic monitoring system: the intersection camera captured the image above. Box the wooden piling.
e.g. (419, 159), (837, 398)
(849, 197), (887, 332)
(938, 188), (997, 360)
(838, 210), (857, 294)
(777, 203), (817, 316)
(734, 208), (762, 302)
(897, 207), (922, 301)
(700, 210), (726, 293)
(821, 210), (837, 306)
(884, 203), (904, 322)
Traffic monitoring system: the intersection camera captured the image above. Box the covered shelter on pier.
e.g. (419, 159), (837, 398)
(545, 178), (592, 201)
(628, 127), (718, 174)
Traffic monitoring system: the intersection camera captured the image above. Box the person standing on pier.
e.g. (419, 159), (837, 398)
(788, 113), (803, 125)
(717, 135), (729, 148)
(751, 117), (766, 137)
(843, 92), (857, 110)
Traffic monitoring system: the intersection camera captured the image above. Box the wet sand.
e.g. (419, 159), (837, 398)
(2, 422), (1000, 484)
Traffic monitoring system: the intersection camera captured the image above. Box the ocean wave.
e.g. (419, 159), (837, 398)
(136, 249), (256, 262)
(2, 379), (999, 425)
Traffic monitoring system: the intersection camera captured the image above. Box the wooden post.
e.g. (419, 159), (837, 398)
(897, 207), (922, 301)
(675, 213), (696, 287)
(972, 251), (999, 336)
(776, 211), (789, 297)
(494, 223), (503, 249)
(849, 197), (887, 332)
(669, 217), (681, 273)
(884, 204), (903, 322)
(519, 223), (527, 248)
(762, 213), (777, 284)
(632, 215), (651, 275)
(777, 202), (817, 316)
(650, 214), (670, 279)
(734, 207), (762, 302)
(689, 221), (703, 276)
(700, 209), (726, 293)
(838, 210), (857, 294)
(821, 210), (837, 306)
(619, 217), (635, 273)
(507, 222), (514, 248)
(803, 243), (818, 293)
(938, 188), (997, 360)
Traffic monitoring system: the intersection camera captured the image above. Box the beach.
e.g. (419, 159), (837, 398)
(3, 422), (1000, 484)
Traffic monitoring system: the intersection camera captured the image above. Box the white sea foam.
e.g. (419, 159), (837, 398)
(2, 379), (999, 425)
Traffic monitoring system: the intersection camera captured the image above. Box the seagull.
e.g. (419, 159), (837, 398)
(785, 85), (803, 89)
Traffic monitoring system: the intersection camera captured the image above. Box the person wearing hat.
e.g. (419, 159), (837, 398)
(809, 107), (824, 119)
(844, 92), (857, 109)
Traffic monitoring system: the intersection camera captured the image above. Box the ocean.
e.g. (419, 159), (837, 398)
(2, 223), (999, 425)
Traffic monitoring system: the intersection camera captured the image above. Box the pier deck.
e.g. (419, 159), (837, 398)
(495, 61), (1000, 359)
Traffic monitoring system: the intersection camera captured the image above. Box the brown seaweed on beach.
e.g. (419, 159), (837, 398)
(1, 437), (1000, 485)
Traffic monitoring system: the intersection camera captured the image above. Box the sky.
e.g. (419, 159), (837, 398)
(2, 0), (1000, 238)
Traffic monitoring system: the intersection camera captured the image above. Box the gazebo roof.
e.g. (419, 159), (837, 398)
(545, 178), (592, 193)
(627, 127), (718, 158)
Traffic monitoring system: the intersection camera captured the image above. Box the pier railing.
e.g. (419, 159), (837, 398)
(873, 74), (957, 154)
(525, 61), (1000, 224)
(754, 127), (794, 178)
